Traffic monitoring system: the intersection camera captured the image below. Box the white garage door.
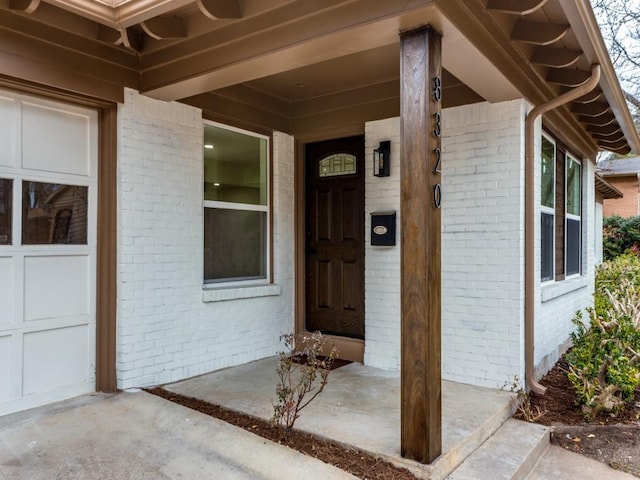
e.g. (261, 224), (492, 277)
(0, 89), (97, 416)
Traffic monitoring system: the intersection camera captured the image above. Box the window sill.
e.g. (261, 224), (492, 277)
(202, 284), (281, 303)
(541, 276), (588, 303)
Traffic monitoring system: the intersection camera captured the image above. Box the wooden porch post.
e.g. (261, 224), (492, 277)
(400, 25), (442, 464)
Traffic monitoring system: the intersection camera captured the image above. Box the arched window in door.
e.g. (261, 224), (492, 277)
(318, 153), (356, 177)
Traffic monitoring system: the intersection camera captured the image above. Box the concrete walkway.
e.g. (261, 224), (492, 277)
(165, 357), (515, 479)
(0, 391), (357, 480)
(529, 445), (638, 480)
(0, 359), (636, 480)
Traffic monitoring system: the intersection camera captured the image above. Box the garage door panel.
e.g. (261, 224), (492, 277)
(22, 325), (89, 396)
(0, 96), (16, 168)
(0, 257), (14, 327)
(0, 88), (96, 416)
(0, 336), (14, 402)
(22, 102), (91, 176)
(23, 255), (90, 322)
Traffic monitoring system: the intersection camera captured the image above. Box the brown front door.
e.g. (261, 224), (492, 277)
(305, 136), (365, 339)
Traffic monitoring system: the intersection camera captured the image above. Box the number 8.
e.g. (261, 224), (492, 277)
(433, 76), (442, 102)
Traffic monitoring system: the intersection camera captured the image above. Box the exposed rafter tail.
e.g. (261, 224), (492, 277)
(487, 0), (549, 16)
(141, 16), (187, 40)
(9, 0), (40, 14)
(196, 0), (242, 20)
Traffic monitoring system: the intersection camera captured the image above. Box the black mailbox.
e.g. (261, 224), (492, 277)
(370, 211), (396, 246)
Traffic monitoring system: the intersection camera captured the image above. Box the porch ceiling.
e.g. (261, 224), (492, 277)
(1, 0), (637, 154)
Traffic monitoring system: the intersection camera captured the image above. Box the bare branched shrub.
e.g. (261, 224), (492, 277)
(502, 376), (546, 423)
(271, 332), (337, 430)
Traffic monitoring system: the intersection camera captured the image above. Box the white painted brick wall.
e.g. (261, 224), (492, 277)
(116, 89), (295, 389)
(534, 131), (596, 378)
(364, 101), (596, 389)
(440, 100), (527, 388)
(364, 100), (527, 387)
(595, 201), (603, 265)
(364, 118), (401, 369)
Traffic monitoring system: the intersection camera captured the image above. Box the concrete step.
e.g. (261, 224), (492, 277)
(445, 419), (550, 480)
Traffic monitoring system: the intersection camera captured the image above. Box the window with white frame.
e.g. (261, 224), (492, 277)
(203, 122), (269, 284)
(540, 134), (555, 282)
(565, 156), (581, 276)
(540, 130), (584, 283)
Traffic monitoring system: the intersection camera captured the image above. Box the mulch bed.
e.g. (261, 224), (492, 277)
(145, 387), (418, 480)
(289, 354), (352, 371)
(520, 357), (640, 477)
(148, 357), (640, 479)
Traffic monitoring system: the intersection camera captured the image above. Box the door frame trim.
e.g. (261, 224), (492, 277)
(294, 130), (365, 363)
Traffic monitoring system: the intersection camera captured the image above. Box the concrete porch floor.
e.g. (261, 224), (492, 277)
(165, 357), (515, 479)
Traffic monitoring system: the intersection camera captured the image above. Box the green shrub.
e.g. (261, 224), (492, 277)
(603, 215), (640, 260)
(594, 253), (640, 312)
(566, 255), (640, 419)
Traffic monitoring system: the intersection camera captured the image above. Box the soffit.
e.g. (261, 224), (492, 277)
(436, 0), (638, 157)
(1, 0), (636, 155)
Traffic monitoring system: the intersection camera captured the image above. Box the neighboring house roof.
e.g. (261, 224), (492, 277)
(597, 157), (640, 177)
(595, 174), (624, 199)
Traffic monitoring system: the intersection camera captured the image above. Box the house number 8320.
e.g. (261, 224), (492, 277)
(432, 75), (442, 209)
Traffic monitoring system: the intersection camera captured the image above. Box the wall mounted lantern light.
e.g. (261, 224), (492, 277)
(373, 140), (391, 177)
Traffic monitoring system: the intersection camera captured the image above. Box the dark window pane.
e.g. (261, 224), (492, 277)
(203, 124), (268, 205)
(204, 208), (266, 282)
(22, 181), (88, 245)
(0, 178), (12, 245)
(541, 212), (554, 281)
(566, 218), (581, 276)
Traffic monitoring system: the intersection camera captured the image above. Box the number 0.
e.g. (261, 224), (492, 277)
(433, 184), (442, 208)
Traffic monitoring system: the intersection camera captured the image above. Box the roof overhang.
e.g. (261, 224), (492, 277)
(0, 0), (638, 151)
(561, 0), (640, 155)
(595, 174), (624, 199)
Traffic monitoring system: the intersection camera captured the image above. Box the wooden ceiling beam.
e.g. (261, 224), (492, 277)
(196, 0), (242, 20)
(571, 101), (609, 117)
(530, 46), (581, 68)
(547, 68), (591, 87)
(9, 0), (39, 13)
(487, 0), (548, 16)
(141, 16), (187, 40)
(141, 0), (435, 100)
(96, 24), (122, 44)
(511, 20), (569, 45)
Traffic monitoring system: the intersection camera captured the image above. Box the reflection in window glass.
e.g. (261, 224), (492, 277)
(541, 136), (555, 208)
(203, 124), (268, 205)
(22, 181), (88, 245)
(204, 208), (266, 281)
(566, 158), (581, 216)
(0, 178), (11, 245)
(319, 154), (356, 177)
